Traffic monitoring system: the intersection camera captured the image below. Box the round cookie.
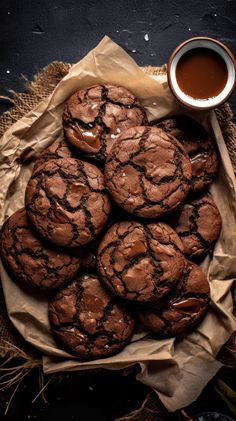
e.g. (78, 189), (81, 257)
(63, 83), (147, 162)
(49, 274), (135, 360)
(155, 116), (218, 192)
(25, 158), (111, 248)
(138, 261), (210, 337)
(104, 126), (192, 218)
(97, 221), (185, 302)
(33, 136), (74, 172)
(168, 192), (222, 260)
(0, 208), (81, 290)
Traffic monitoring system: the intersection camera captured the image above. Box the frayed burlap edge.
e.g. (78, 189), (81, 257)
(0, 61), (70, 136)
(0, 61), (236, 419)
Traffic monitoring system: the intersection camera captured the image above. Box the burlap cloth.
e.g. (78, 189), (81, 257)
(0, 62), (236, 420)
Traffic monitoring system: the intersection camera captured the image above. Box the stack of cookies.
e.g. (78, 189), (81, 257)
(0, 84), (222, 361)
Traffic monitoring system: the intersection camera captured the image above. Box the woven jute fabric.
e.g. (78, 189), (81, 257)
(115, 392), (173, 421)
(0, 61), (236, 364)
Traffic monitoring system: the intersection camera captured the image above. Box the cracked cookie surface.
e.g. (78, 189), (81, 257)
(168, 192), (222, 260)
(63, 84), (147, 162)
(49, 274), (135, 360)
(97, 221), (185, 302)
(138, 260), (210, 337)
(33, 136), (75, 172)
(155, 116), (218, 192)
(104, 126), (192, 218)
(0, 208), (81, 290)
(25, 158), (111, 247)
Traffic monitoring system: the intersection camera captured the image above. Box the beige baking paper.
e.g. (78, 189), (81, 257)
(1, 36), (236, 412)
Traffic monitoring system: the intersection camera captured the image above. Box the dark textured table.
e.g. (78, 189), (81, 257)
(0, 1), (236, 420)
(0, 0), (236, 118)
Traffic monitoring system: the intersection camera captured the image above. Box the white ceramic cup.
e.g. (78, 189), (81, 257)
(167, 37), (236, 110)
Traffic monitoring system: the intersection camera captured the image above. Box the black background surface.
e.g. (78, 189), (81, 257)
(0, 0), (236, 117)
(0, 1), (236, 420)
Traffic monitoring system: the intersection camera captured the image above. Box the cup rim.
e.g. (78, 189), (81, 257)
(167, 36), (236, 110)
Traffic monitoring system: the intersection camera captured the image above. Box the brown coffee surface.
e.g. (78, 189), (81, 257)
(49, 274), (135, 360)
(25, 158), (111, 248)
(97, 221), (185, 302)
(138, 260), (210, 337)
(63, 84), (147, 162)
(105, 126), (192, 218)
(176, 48), (228, 99)
(0, 209), (81, 290)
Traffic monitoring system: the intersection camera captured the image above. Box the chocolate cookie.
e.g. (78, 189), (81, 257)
(0, 209), (81, 290)
(138, 260), (210, 337)
(33, 136), (74, 172)
(63, 84), (147, 162)
(104, 126), (192, 218)
(25, 158), (111, 247)
(49, 274), (135, 360)
(168, 192), (222, 260)
(155, 116), (218, 192)
(97, 221), (185, 302)
(78, 241), (98, 272)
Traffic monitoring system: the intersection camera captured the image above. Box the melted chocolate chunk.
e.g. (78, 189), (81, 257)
(63, 84), (147, 162)
(25, 158), (111, 248)
(171, 297), (203, 313)
(155, 116), (218, 192)
(97, 221), (185, 302)
(167, 191), (222, 260)
(138, 260), (210, 337)
(104, 126), (192, 218)
(49, 274), (135, 360)
(0, 208), (81, 290)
